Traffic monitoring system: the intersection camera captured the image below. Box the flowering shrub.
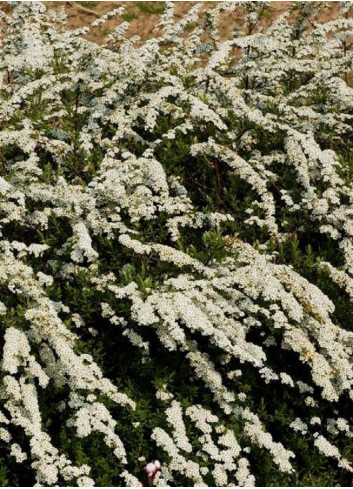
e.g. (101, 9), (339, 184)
(1, 1), (353, 486)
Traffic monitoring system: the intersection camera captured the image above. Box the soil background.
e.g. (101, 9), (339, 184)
(0, 1), (342, 43)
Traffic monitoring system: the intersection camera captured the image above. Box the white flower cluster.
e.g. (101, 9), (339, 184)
(153, 397), (254, 487)
(1, 1), (353, 486)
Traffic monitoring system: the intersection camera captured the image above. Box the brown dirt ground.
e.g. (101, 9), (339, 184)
(0, 1), (342, 44)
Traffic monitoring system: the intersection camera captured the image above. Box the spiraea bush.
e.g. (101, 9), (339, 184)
(1, 1), (353, 486)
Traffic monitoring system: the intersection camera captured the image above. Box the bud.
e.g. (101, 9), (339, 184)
(145, 463), (156, 476)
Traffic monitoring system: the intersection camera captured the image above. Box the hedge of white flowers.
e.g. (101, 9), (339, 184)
(1, 1), (353, 486)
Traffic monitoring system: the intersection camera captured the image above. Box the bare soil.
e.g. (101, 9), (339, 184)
(0, 1), (341, 44)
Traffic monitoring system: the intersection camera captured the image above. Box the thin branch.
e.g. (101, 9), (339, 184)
(67, 1), (100, 18)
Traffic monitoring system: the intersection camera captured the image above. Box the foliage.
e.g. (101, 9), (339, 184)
(0, 1), (353, 486)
